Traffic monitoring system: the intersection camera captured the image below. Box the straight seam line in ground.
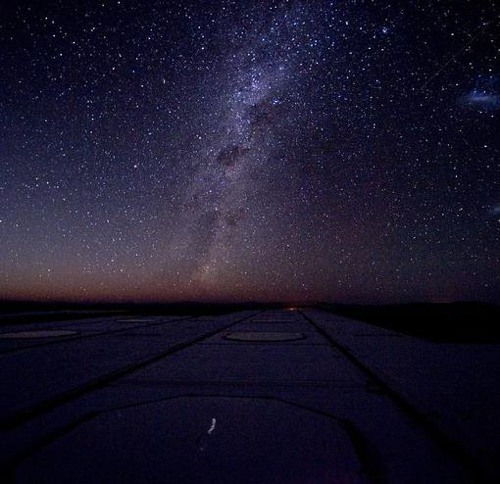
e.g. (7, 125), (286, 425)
(299, 309), (490, 482)
(0, 311), (259, 431)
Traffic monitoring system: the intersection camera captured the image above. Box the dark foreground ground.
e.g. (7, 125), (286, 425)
(1, 301), (499, 483)
(321, 302), (500, 343)
(3, 300), (499, 343)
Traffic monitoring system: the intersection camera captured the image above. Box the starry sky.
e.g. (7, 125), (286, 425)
(1, 0), (499, 304)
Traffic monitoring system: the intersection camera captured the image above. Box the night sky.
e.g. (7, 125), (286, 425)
(1, 1), (498, 303)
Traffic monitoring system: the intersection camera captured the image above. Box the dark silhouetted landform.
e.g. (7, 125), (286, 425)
(0, 300), (291, 326)
(322, 302), (500, 343)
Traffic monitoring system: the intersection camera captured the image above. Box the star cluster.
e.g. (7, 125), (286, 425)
(0, 0), (498, 303)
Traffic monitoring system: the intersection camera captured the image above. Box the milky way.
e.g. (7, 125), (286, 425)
(0, 0), (499, 303)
